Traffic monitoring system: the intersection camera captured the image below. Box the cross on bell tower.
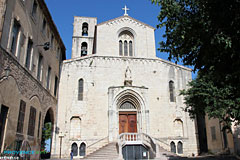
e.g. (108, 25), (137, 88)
(122, 5), (129, 16)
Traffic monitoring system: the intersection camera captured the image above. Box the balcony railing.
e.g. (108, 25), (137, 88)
(117, 133), (157, 159)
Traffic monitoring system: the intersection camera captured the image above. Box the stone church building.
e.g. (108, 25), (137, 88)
(52, 9), (199, 159)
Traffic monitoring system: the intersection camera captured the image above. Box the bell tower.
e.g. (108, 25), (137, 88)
(71, 17), (97, 58)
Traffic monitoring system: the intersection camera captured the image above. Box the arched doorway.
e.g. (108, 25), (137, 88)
(177, 141), (183, 154)
(170, 141), (176, 153)
(119, 102), (137, 134)
(71, 143), (78, 156)
(79, 142), (86, 156)
(41, 108), (54, 159)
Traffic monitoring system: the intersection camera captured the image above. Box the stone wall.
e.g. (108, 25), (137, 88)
(0, 0), (6, 38)
(0, 47), (57, 159)
(52, 55), (198, 157)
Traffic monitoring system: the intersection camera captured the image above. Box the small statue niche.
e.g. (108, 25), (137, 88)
(124, 66), (132, 86)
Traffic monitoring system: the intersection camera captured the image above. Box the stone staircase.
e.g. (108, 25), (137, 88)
(154, 145), (178, 160)
(83, 142), (119, 160)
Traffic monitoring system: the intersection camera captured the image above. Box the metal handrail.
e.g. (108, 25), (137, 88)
(154, 137), (170, 147)
(86, 136), (109, 149)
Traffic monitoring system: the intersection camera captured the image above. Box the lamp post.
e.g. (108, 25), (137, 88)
(59, 133), (64, 159)
(36, 42), (50, 51)
(4, 65), (11, 78)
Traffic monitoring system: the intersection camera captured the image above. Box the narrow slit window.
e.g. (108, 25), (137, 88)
(27, 106), (36, 136)
(31, 0), (38, 18)
(16, 100), (26, 134)
(54, 76), (58, 96)
(119, 40), (123, 56)
(10, 19), (20, 55)
(25, 39), (33, 70)
(37, 54), (43, 81)
(169, 81), (175, 102)
(78, 79), (83, 101)
(46, 66), (51, 90)
(124, 40), (128, 56)
(129, 41), (133, 56)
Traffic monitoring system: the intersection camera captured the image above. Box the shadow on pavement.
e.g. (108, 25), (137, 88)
(167, 155), (238, 160)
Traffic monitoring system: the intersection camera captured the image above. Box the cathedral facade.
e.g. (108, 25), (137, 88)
(52, 11), (199, 158)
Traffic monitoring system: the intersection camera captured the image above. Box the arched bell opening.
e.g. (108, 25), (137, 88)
(82, 23), (88, 36)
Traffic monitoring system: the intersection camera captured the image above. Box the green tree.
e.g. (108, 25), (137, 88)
(152, 0), (240, 127)
(41, 122), (52, 151)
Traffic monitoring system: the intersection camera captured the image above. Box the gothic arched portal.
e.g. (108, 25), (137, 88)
(108, 88), (148, 142)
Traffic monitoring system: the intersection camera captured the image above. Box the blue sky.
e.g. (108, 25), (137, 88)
(45, 0), (197, 78)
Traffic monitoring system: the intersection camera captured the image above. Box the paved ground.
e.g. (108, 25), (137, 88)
(164, 155), (239, 160)
(48, 155), (239, 160)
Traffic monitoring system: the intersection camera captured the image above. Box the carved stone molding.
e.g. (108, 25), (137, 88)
(0, 47), (57, 111)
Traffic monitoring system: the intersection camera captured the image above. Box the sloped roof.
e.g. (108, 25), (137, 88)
(97, 15), (155, 30)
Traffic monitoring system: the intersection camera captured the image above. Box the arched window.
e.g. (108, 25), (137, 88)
(71, 143), (78, 156)
(119, 40), (123, 56)
(118, 30), (134, 56)
(124, 40), (128, 56)
(169, 81), (175, 102)
(82, 23), (88, 36)
(78, 79), (83, 101)
(177, 141), (183, 154)
(120, 102), (136, 110)
(129, 41), (133, 56)
(70, 116), (81, 139)
(81, 42), (88, 57)
(170, 141), (176, 153)
(174, 119), (183, 137)
(79, 143), (86, 156)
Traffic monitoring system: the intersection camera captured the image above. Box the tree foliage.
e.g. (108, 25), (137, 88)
(41, 122), (52, 150)
(180, 72), (240, 128)
(152, 0), (240, 127)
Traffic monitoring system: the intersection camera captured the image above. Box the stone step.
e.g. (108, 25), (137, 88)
(86, 140), (109, 156)
(83, 142), (118, 159)
(89, 152), (117, 155)
(88, 153), (118, 156)
(86, 155), (118, 158)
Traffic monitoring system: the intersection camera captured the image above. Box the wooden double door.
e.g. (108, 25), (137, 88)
(119, 112), (137, 134)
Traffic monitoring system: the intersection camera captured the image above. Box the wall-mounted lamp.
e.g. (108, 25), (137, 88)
(36, 42), (50, 51)
(4, 65), (11, 78)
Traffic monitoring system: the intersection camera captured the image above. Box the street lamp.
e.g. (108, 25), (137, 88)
(4, 65), (11, 78)
(59, 132), (64, 159)
(36, 42), (50, 51)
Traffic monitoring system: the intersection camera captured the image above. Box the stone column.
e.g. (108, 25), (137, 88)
(108, 109), (114, 141)
(145, 110), (150, 134)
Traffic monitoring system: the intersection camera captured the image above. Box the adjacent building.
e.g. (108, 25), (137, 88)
(0, 0), (65, 159)
(197, 115), (235, 155)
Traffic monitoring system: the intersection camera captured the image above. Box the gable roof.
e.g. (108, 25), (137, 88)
(96, 15), (155, 30)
